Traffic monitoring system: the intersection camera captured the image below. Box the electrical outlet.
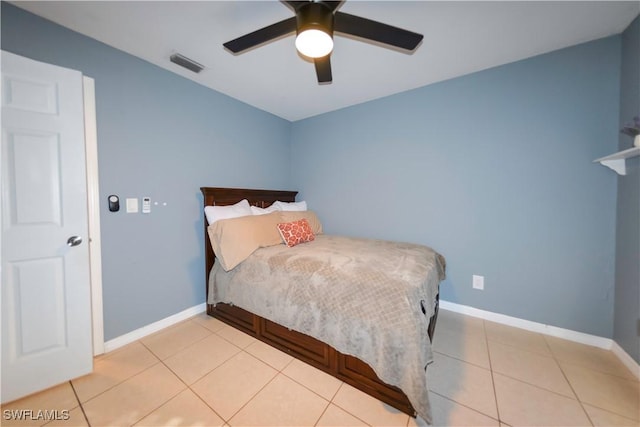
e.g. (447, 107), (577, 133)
(472, 275), (484, 290)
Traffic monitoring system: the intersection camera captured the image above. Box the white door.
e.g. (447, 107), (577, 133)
(1, 51), (93, 403)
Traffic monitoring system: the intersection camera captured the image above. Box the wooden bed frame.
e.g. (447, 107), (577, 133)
(201, 186), (439, 417)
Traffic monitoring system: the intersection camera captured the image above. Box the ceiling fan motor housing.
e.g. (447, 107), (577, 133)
(296, 2), (334, 36)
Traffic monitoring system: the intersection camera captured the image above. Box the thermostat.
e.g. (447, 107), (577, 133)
(142, 197), (151, 213)
(108, 195), (119, 212)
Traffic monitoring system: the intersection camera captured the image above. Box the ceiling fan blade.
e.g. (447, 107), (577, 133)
(223, 17), (297, 53)
(334, 12), (423, 51)
(314, 56), (332, 83)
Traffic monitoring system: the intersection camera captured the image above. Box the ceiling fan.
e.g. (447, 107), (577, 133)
(223, 1), (423, 84)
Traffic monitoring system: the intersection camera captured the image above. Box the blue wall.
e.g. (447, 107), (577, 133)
(1, 3), (292, 340)
(291, 37), (621, 338)
(614, 16), (640, 363)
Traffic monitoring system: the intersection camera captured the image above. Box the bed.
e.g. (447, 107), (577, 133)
(201, 186), (445, 423)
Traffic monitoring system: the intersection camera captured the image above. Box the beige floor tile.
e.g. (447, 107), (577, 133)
(427, 353), (498, 419)
(316, 403), (368, 426)
(82, 363), (186, 426)
(229, 374), (329, 426)
(133, 389), (224, 427)
(484, 321), (551, 356)
(164, 333), (241, 384)
(282, 358), (342, 401)
(244, 340), (294, 371)
(141, 320), (211, 360)
(1, 382), (79, 427)
(583, 403), (640, 426)
(191, 313), (227, 333)
(561, 362), (639, 421)
(10, 311), (637, 427)
(432, 325), (490, 369)
(332, 383), (410, 427)
(215, 325), (257, 348)
(41, 407), (88, 427)
(487, 341), (574, 397)
(426, 392), (499, 427)
(72, 341), (159, 402)
(546, 336), (637, 380)
(191, 351), (278, 421)
(437, 310), (485, 336)
(493, 373), (591, 426)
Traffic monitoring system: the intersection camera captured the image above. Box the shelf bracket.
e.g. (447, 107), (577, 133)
(594, 146), (639, 175)
(598, 159), (627, 175)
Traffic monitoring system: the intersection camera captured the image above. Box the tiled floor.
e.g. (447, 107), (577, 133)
(2, 309), (639, 426)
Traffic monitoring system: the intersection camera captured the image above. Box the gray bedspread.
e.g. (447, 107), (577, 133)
(208, 234), (445, 424)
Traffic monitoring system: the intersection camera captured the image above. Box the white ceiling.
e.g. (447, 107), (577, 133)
(11, 1), (639, 122)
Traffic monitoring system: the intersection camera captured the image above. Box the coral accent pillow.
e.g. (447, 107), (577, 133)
(277, 218), (315, 247)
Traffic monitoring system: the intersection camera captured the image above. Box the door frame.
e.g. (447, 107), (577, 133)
(83, 76), (104, 356)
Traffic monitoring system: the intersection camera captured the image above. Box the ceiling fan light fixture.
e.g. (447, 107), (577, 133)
(295, 2), (334, 58)
(295, 29), (333, 58)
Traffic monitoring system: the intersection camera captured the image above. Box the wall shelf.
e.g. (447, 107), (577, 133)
(594, 146), (640, 175)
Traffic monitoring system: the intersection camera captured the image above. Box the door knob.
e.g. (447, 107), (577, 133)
(67, 236), (82, 247)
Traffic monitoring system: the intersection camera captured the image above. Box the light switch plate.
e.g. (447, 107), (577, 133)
(472, 275), (484, 290)
(126, 198), (139, 213)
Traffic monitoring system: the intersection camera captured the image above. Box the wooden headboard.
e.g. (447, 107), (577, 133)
(200, 187), (298, 299)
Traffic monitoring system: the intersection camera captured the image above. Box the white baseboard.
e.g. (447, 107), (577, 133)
(440, 300), (640, 379)
(103, 303), (206, 353)
(611, 340), (640, 380)
(439, 300), (611, 348)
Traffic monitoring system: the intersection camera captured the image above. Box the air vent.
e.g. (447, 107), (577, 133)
(169, 53), (204, 73)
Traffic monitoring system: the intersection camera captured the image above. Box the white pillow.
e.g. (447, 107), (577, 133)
(251, 205), (279, 215)
(272, 200), (307, 211)
(204, 199), (252, 225)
